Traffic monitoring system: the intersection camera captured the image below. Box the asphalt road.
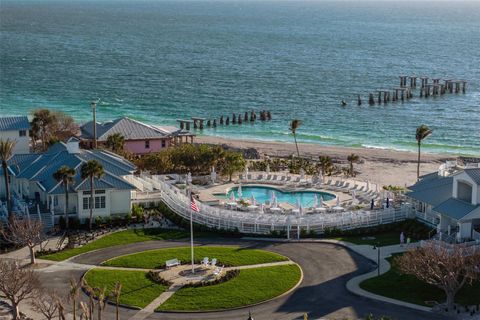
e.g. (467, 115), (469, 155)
(41, 238), (450, 320)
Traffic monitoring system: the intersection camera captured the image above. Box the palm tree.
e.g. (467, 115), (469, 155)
(0, 139), (16, 220)
(416, 124), (433, 181)
(68, 278), (81, 320)
(347, 153), (360, 177)
(53, 166), (75, 231)
(81, 160), (104, 230)
(111, 282), (122, 320)
(318, 155), (333, 176)
(106, 133), (125, 153)
(289, 119), (301, 158)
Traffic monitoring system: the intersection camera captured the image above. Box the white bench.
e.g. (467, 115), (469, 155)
(165, 258), (180, 268)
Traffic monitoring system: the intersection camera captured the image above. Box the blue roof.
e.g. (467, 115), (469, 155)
(433, 198), (479, 220)
(0, 116), (30, 131)
(4, 142), (137, 194)
(407, 176), (453, 206)
(464, 168), (480, 184)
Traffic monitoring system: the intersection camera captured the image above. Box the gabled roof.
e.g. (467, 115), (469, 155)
(463, 168), (480, 185)
(5, 142), (137, 194)
(433, 198), (479, 221)
(80, 117), (170, 141)
(406, 176), (453, 207)
(0, 116), (30, 131)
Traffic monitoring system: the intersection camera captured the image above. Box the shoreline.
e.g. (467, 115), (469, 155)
(196, 135), (455, 188)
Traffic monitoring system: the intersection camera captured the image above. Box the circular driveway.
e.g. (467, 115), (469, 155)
(51, 238), (449, 320)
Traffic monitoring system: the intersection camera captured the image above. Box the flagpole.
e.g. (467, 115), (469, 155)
(188, 186), (195, 274)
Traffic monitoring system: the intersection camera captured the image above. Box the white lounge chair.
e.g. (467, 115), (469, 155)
(210, 258), (217, 267)
(201, 257), (209, 266)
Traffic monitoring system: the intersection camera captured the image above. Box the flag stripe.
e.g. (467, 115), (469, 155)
(190, 196), (200, 212)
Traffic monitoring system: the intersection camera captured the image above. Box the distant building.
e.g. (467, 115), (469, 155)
(79, 117), (195, 155)
(407, 163), (480, 242)
(0, 116), (31, 154)
(1, 138), (137, 223)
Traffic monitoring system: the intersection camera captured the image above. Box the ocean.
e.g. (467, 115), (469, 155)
(1, 0), (479, 156)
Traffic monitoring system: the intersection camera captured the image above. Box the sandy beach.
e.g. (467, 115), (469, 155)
(196, 136), (455, 188)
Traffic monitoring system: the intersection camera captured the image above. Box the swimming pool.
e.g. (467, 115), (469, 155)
(218, 186), (336, 207)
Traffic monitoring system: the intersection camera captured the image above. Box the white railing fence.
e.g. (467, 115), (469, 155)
(157, 180), (407, 236)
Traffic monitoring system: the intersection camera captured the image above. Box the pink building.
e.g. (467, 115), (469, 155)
(80, 117), (195, 155)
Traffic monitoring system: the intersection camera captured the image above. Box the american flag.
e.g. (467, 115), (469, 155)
(190, 195), (200, 213)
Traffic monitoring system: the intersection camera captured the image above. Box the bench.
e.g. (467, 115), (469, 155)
(165, 258), (180, 268)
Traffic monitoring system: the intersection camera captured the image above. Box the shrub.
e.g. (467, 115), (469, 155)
(183, 269), (240, 288)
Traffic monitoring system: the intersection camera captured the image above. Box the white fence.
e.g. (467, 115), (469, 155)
(157, 180), (408, 236)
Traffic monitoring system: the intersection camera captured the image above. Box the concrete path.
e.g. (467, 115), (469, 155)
(128, 284), (182, 320)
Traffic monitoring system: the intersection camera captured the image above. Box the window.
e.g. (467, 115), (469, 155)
(19, 130), (26, 137)
(145, 140), (150, 149)
(83, 197), (91, 210)
(83, 191), (91, 195)
(95, 190), (105, 194)
(95, 196), (106, 209)
(161, 140), (166, 148)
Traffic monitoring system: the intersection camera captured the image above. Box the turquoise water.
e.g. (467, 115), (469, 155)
(1, 1), (479, 155)
(220, 186), (335, 207)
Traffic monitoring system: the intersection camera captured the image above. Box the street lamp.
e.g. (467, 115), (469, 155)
(372, 242), (380, 277)
(91, 101), (97, 149)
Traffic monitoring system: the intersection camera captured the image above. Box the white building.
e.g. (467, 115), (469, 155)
(0, 116), (31, 154)
(407, 165), (480, 241)
(1, 138), (138, 223)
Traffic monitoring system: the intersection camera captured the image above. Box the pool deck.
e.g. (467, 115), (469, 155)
(197, 182), (348, 207)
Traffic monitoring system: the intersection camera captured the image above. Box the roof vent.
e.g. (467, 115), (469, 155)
(66, 137), (80, 154)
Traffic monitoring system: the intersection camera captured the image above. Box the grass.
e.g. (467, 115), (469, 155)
(83, 269), (168, 308)
(103, 246), (289, 269)
(40, 228), (193, 261)
(360, 256), (480, 306)
(157, 264), (301, 311)
(332, 231), (403, 246)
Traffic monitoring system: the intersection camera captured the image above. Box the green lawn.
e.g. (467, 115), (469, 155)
(40, 228), (192, 261)
(84, 269), (168, 308)
(103, 246), (289, 269)
(158, 264), (301, 311)
(360, 256), (480, 306)
(332, 231), (403, 246)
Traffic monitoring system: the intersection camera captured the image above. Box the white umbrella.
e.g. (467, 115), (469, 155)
(336, 197), (340, 207)
(251, 194), (256, 206)
(259, 204), (264, 214)
(186, 172), (192, 185)
(318, 172), (323, 183)
(229, 192), (236, 201)
(299, 204), (303, 216)
(299, 168), (305, 180)
(270, 191), (276, 203)
(313, 194), (318, 208)
(266, 164), (270, 174)
(244, 166), (249, 177)
(320, 196), (324, 207)
(273, 196), (278, 208)
(237, 184), (243, 198)
(296, 197), (301, 209)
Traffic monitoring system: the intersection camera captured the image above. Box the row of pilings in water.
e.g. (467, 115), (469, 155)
(358, 76), (467, 106)
(177, 110), (272, 130)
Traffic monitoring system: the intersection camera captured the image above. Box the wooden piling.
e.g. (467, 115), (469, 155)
(378, 91), (382, 104)
(238, 114), (242, 124)
(420, 77), (428, 89)
(226, 117), (230, 125)
(207, 120), (211, 127)
(244, 112), (249, 122)
(213, 119), (217, 127)
(369, 93), (375, 105)
(250, 111), (255, 122)
(220, 116), (224, 125)
(232, 114), (237, 124)
(357, 95), (362, 106)
(267, 111), (272, 120)
(461, 80), (467, 93)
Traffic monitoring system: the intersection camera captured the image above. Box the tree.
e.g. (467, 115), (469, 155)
(415, 124), (432, 181)
(219, 151), (246, 181)
(31, 109), (58, 151)
(30, 288), (61, 320)
(1, 216), (45, 264)
(106, 133), (125, 153)
(111, 282), (122, 320)
(68, 278), (81, 320)
(53, 111), (79, 141)
(347, 153), (360, 177)
(396, 241), (480, 309)
(0, 260), (40, 319)
(0, 139), (15, 220)
(53, 166), (75, 231)
(81, 160), (104, 231)
(317, 155), (333, 176)
(95, 286), (108, 320)
(289, 119), (301, 158)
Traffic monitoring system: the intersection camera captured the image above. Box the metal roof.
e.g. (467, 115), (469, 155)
(433, 198), (479, 220)
(406, 176), (453, 207)
(5, 142), (137, 194)
(0, 116), (30, 131)
(80, 117), (169, 141)
(463, 168), (480, 184)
